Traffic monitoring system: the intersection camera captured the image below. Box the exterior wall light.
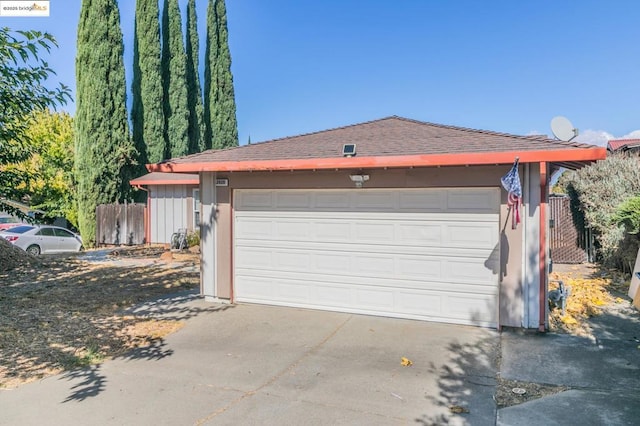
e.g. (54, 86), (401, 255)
(349, 174), (369, 188)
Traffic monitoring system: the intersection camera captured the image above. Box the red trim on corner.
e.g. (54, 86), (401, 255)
(147, 148), (607, 173)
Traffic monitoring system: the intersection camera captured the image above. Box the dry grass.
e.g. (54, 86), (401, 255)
(548, 264), (630, 337)
(0, 248), (199, 389)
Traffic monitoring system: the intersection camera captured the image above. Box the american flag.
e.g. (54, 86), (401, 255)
(501, 159), (522, 228)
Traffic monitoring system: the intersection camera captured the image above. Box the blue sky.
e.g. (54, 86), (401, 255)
(4, 0), (640, 147)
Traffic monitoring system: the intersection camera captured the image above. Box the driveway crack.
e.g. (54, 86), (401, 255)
(194, 314), (352, 425)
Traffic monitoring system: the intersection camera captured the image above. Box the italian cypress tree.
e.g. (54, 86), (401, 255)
(204, 0), (238, 149)
(161, 0), (190, 158)
(132, 0), (166, 164)
(186, 0), (206, 153)
(76, 0), (136, 246)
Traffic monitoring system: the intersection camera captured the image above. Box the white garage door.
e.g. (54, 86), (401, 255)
(234, 188), (500, 327)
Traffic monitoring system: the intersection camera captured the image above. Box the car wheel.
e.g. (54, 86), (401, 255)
(26, 244), (41, 256)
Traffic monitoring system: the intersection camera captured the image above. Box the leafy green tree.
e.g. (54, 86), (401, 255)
(186, 0), (205, 153)
(161, 0), (190, 158)
(564, 154), (640, 270)
(0, 28), (70, 217)
(204, 0), (238, 149)
(76, 0), (137, 246)
(132, 0), (166, 165)
(615, 196), (640, 235)
(5, 110), (77, 225)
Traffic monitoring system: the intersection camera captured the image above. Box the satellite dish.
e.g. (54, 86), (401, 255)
(551, 116), (578, 141)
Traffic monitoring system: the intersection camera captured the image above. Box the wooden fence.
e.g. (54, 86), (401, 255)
(549, 195), (592, 264)
(96, 202), (146, 245)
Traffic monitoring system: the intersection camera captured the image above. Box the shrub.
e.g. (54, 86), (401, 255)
(186, 230), (200, 248)
(563, 154), (640, 270)
(614, 196), (640, 234)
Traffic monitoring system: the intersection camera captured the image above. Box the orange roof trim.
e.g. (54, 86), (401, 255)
(130, 172), (199, 186)
(148, 148), (607, 173)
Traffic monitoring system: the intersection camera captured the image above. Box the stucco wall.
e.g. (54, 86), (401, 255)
(204, 165), (539, 328)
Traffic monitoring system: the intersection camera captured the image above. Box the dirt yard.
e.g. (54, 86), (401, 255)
(0, 244), (199, 389)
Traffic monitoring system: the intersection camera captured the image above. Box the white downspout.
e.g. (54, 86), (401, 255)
(522, 163), (530, 328)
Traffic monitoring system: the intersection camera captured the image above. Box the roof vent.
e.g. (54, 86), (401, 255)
(342, 144), (356, 157)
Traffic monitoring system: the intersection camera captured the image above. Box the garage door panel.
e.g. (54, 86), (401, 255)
(236, 216), (498, 248)
(236, 275), (496, 327)
(237, 192), (273, 209)
(314, 192), (351, 209)
(355, 287), (395, 310)
(315, 221), (352, 241)
(234, 188), (499, 327)
(354, 222), (396, 241)
(398, 223), (443, 245)
(236, 247), (498, 281)
(235, 218), (273, 239)
(353, 254), (396, 275)
(399, 190), (446, 211)
(446, 223), (499, 247)
(449, 294), (496, 320)
(237, 244), (495, 281)
(447, 189), (500, 212)
(275, 220), (312, 240)
(277, 282), (310, 302)
(235, 247), (272, 268)
(275, 192), (311, 208)
(354, 191), (398, 210)
(445, 259), (498, 285)
(397, 257), (442, 279)
(315, 252), (352, 274)
(235, 217), (498, 248)
(274, 250), (311, 270)
(235, 266), (498, 294)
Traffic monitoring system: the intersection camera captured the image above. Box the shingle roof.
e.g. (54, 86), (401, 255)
(149, 116), (606, 173)
(608, 139), (640, 152)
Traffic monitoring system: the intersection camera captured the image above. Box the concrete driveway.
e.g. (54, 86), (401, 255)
(0, 293), (499, 425)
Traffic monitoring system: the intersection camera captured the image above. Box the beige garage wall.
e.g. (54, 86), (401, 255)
(208, 165), (528, 327)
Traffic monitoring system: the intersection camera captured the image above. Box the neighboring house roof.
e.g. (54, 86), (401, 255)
(607, 139), (640, 152)
(0, 199), (44, 215)
(148, 116), (607, 173)
(130, 172), (199, 186)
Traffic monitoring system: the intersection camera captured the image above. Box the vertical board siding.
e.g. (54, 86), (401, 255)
(148, 184), (190, 244)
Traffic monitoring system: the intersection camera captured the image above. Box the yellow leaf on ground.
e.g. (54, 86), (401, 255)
(400, 356), (412, 366)
(449, 405), (470, 414)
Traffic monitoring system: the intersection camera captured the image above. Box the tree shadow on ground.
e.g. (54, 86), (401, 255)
(0, 255), (230, 397)
(58, 302), (234, 403)
(415, 333), (498, 426)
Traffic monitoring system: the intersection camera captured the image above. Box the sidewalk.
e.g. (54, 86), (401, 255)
(498, 300), (640, 425)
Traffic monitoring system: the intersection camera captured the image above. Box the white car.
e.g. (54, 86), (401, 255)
(0, 224), (83, 255)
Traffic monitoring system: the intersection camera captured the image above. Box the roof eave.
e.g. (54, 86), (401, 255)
(147, 148), (607, 173)
(130, 172), (199, 186)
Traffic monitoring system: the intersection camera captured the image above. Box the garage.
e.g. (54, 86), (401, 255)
(234, 188), (500, 327)
(146, 115), (607, 329)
